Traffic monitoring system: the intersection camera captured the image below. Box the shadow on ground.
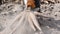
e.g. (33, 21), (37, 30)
(37, 15), (60, 34)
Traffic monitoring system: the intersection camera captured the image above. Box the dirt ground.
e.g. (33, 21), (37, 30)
(0, 2), (60, 34)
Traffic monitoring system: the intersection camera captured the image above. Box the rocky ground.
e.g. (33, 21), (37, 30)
(0, 2), (60, 34)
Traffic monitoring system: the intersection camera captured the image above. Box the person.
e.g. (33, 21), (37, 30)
(0, 0), (2, 5)
(27, 0), (41, 12)
(27, 0), (36, 8)
(23, 0), (41, 12)
(34, 0), (41, 12)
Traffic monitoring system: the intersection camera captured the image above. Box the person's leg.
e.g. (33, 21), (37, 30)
(0, 0), (2, 5)
(35, 0), (40, 8)
(34, 0), (41, 12)
(23, 0), (28, 10)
